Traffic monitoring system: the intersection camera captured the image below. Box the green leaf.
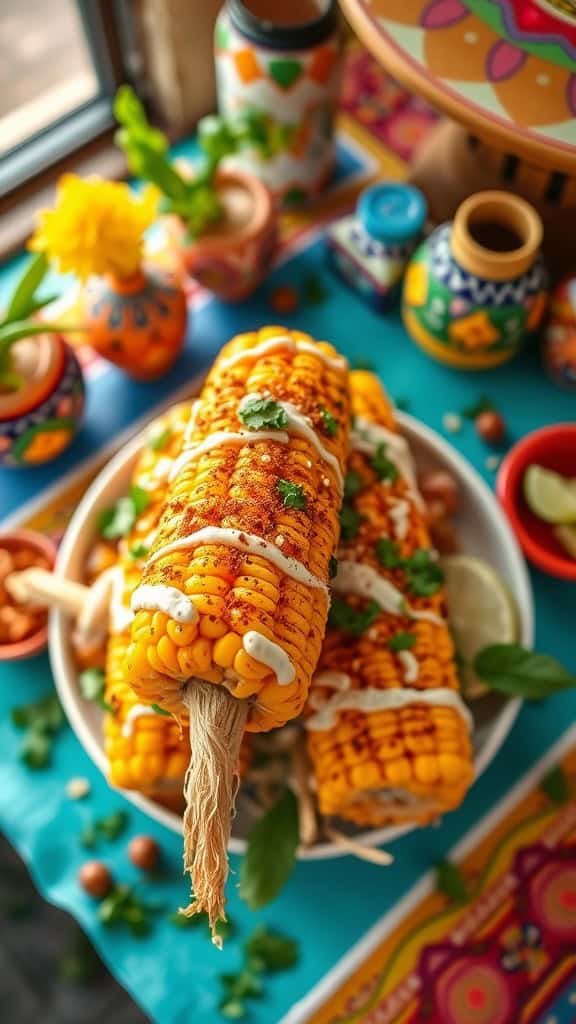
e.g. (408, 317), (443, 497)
(95, 810), (129, 841)
(148, 426), (172, 451)
(79, 667), (106, 703)
(461, 395), (495, 420)
(0, 319), (64, 354)
(328, 598), (380, 637)
(239, 789), (299, 910)
(435, 860), (469, 903)
(21, 727), (52, 770)
(98, 485), (150, 540)
(473, 644), (576, 699)
(404, 551), (444, 597)
(375, 537), (401, 569)
(220, 1000), (246, 1020)
(80, 825), (97, 850)
(371, 444), (399, 483)
(319, 407), (338, 438)
(238, 397), (288, 431)
(541, 764), (570, 804)
(277, 479), (306, 510)
(389, 631), (416, 652)
(343, 470), (364, 501)
(244, 924), (299, 972)
(3, 253), (48, 325)
(328, 555), (338, 579)
(151, 703), (171, 717)
(130, 484), (151, 515)
(339, 504), (363, 541)
(129, 543), (149, 561)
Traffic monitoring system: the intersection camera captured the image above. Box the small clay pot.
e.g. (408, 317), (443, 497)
(0, 529), (57, 661)
(0, 334), (85, 467)
(84, 267), (188, 381)
(403, 191), (548, 370)
(542, 274), (576, 390)
(169, 168), (277, 302)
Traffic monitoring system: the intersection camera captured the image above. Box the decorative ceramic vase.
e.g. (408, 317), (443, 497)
(84, 267), (188, 381)
(326, 182), (427, 310)
(403, 192), (547, 370)
(215, 0), (341, 206)
(542, 274), (576, 390)
(0, 334), (84, 467)
(169, 168), (277, 302)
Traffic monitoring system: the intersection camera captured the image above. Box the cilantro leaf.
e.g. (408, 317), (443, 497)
(319, 406), (338, 438)
(95, 810), (129, 841)
(129, 543), (149, 560)
(403, 550), (444, 597)
(328, 555), (338, 579)
(239, 397), (288, 431)
(389, 631), (416, 652)
(375, 537), (401, 568)
(436, 860), (469, 903)
(277, 479), (306, 510)
(371, 444), (398, 483)
(11, 692), (65, 770)
(21, 727), (52, 770)
(328, 598), (380, 636)
(474, 644), (576, 699)
(239, 789), (299, 910)
(79, 667), (106, 702)
(340, 504), (363, 541)
(344, 470), (364, 501)
(130, 484), (151, 516)
(148, 426), (172, 451)
(98, 485), (151, 540)
(461, 395), (495, 420)
(151, 703), (171, 717)
(245, 924), (299, 971)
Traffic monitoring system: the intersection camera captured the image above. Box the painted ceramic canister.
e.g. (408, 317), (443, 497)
(215, 0), (341, 206)
(326, 182), (427, 310)
(84, 267), (187, 381)
(0, 334), (84, 468)
(403, 192), (547, 370)
(168, 168), (277, 301)
(542, 273), (576, 389)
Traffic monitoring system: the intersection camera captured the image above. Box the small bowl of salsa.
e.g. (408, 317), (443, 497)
(0, 529), (58, 660)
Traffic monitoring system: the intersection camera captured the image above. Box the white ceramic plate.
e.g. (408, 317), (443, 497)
(49, 413), (533, 858)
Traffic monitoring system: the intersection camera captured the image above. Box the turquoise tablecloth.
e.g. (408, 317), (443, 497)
(1, 228), (575, 1023)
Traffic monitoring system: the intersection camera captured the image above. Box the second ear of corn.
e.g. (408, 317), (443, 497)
(123, 327), (350, 732)
(306, 372), (474, 827)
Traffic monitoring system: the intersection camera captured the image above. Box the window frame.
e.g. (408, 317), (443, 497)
(0, 0), (128, 198)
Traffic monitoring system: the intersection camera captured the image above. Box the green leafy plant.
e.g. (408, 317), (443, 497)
(80, 809), (129, 849)
(239, 789), (299, 910)
(219, 924), (298, 1019)
(114, 85), (288, 240)
(0, 253), (62, 392)
(435, 859), (470, 903)
(11, 691), (65, 769)
(473, 644), (576, 699)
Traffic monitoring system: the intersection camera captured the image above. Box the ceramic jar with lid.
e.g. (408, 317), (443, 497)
(403, 191), (547, 370)
(326, 182), (427, 309)
(215, 0), (341, 206)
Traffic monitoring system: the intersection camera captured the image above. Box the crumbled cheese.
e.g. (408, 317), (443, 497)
(322, 476), (330, 487)
(442, 412), (462, 434)
(485, 455), (500, 471)
(306, 459), (312, 469)
(261, 453), (271, 464)
(275, 534), (285, 547)
(66, 777), (90, 800)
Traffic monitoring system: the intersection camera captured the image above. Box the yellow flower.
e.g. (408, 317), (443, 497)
(449, 311), (500, 351)
(404, 262), (428, 307)
(29, 174), (158, 281)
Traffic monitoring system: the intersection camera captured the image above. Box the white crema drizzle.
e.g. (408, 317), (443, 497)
(305, 687), (473, 733)
(351, 418), (423, 506)
(122, 704), (158, 738)
(333, 560), (444, 627)
(219, 334), (347, 373)
(131, 584), (198, 622)
(308, 670), (351, 710)
(243, 631), (295, 685)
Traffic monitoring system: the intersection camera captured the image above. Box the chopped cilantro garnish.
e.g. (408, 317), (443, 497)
(371, 444), (398, 483)
(343, 470), (364, 501)
(319, 407), (338, 438)
(277, 479), (306, 510)
(375, 537), (400, 568)
(328, 598), (380, 636)
(151, 703), (171, 717)
(129, 543), (149, 561)
(148, 426), (172, 451)
(239, 397), (288, 431)
(403, 550), (444, 597)
(461, 395), (495, 420)
(79, 667), (113, 712)
(339, 504), (363, 541)
(389, 631), (416, 652)
(98, 485), (151, 540)
(328, 555), (338, 579)
(11, 693), (65, 770)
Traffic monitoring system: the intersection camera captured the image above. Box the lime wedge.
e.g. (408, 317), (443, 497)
(441, 555), (519, 700)
(523, 465), (576, 525)
(554, 524), (576, 562)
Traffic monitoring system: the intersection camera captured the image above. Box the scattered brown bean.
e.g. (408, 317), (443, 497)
(475, 410), (505, 445)
(78, 861), (113, 899)
(419, 470), (459, 517)
(128, 835), (160, 872)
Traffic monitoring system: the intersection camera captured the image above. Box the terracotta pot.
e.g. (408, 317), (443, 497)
(0, 529), (57, 661)
(83, 267), (188, 381)
(169, 168), (277, 302)
(402, 191), (548, 371)
(0, 334), (85, 467)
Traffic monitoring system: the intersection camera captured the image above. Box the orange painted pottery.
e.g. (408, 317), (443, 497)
(403, 191), (547, 370)
(0, 334), (84, 467)
(542, 274), (576, 390)
(0, 529), (57, 660)
(83, 267), (188, 381)
(169, 168), (277, 302)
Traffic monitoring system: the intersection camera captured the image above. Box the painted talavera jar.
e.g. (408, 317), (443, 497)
(215, 0), (341, 206)
(403, 192), (547, 370)
(542, 274), (576, 390)
(84, 267), (188, 381)
(168, 168), (276, 302)
(0, 334), (84, 468)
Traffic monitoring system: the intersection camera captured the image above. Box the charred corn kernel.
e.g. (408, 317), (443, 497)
(124, 327), (350, 731)
(306, 372), (473, 828)
(167, 620), (198, 646)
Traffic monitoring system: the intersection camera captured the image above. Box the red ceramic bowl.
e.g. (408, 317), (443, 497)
(0, 529), (58, 660)
(497, 424), (576, 581)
